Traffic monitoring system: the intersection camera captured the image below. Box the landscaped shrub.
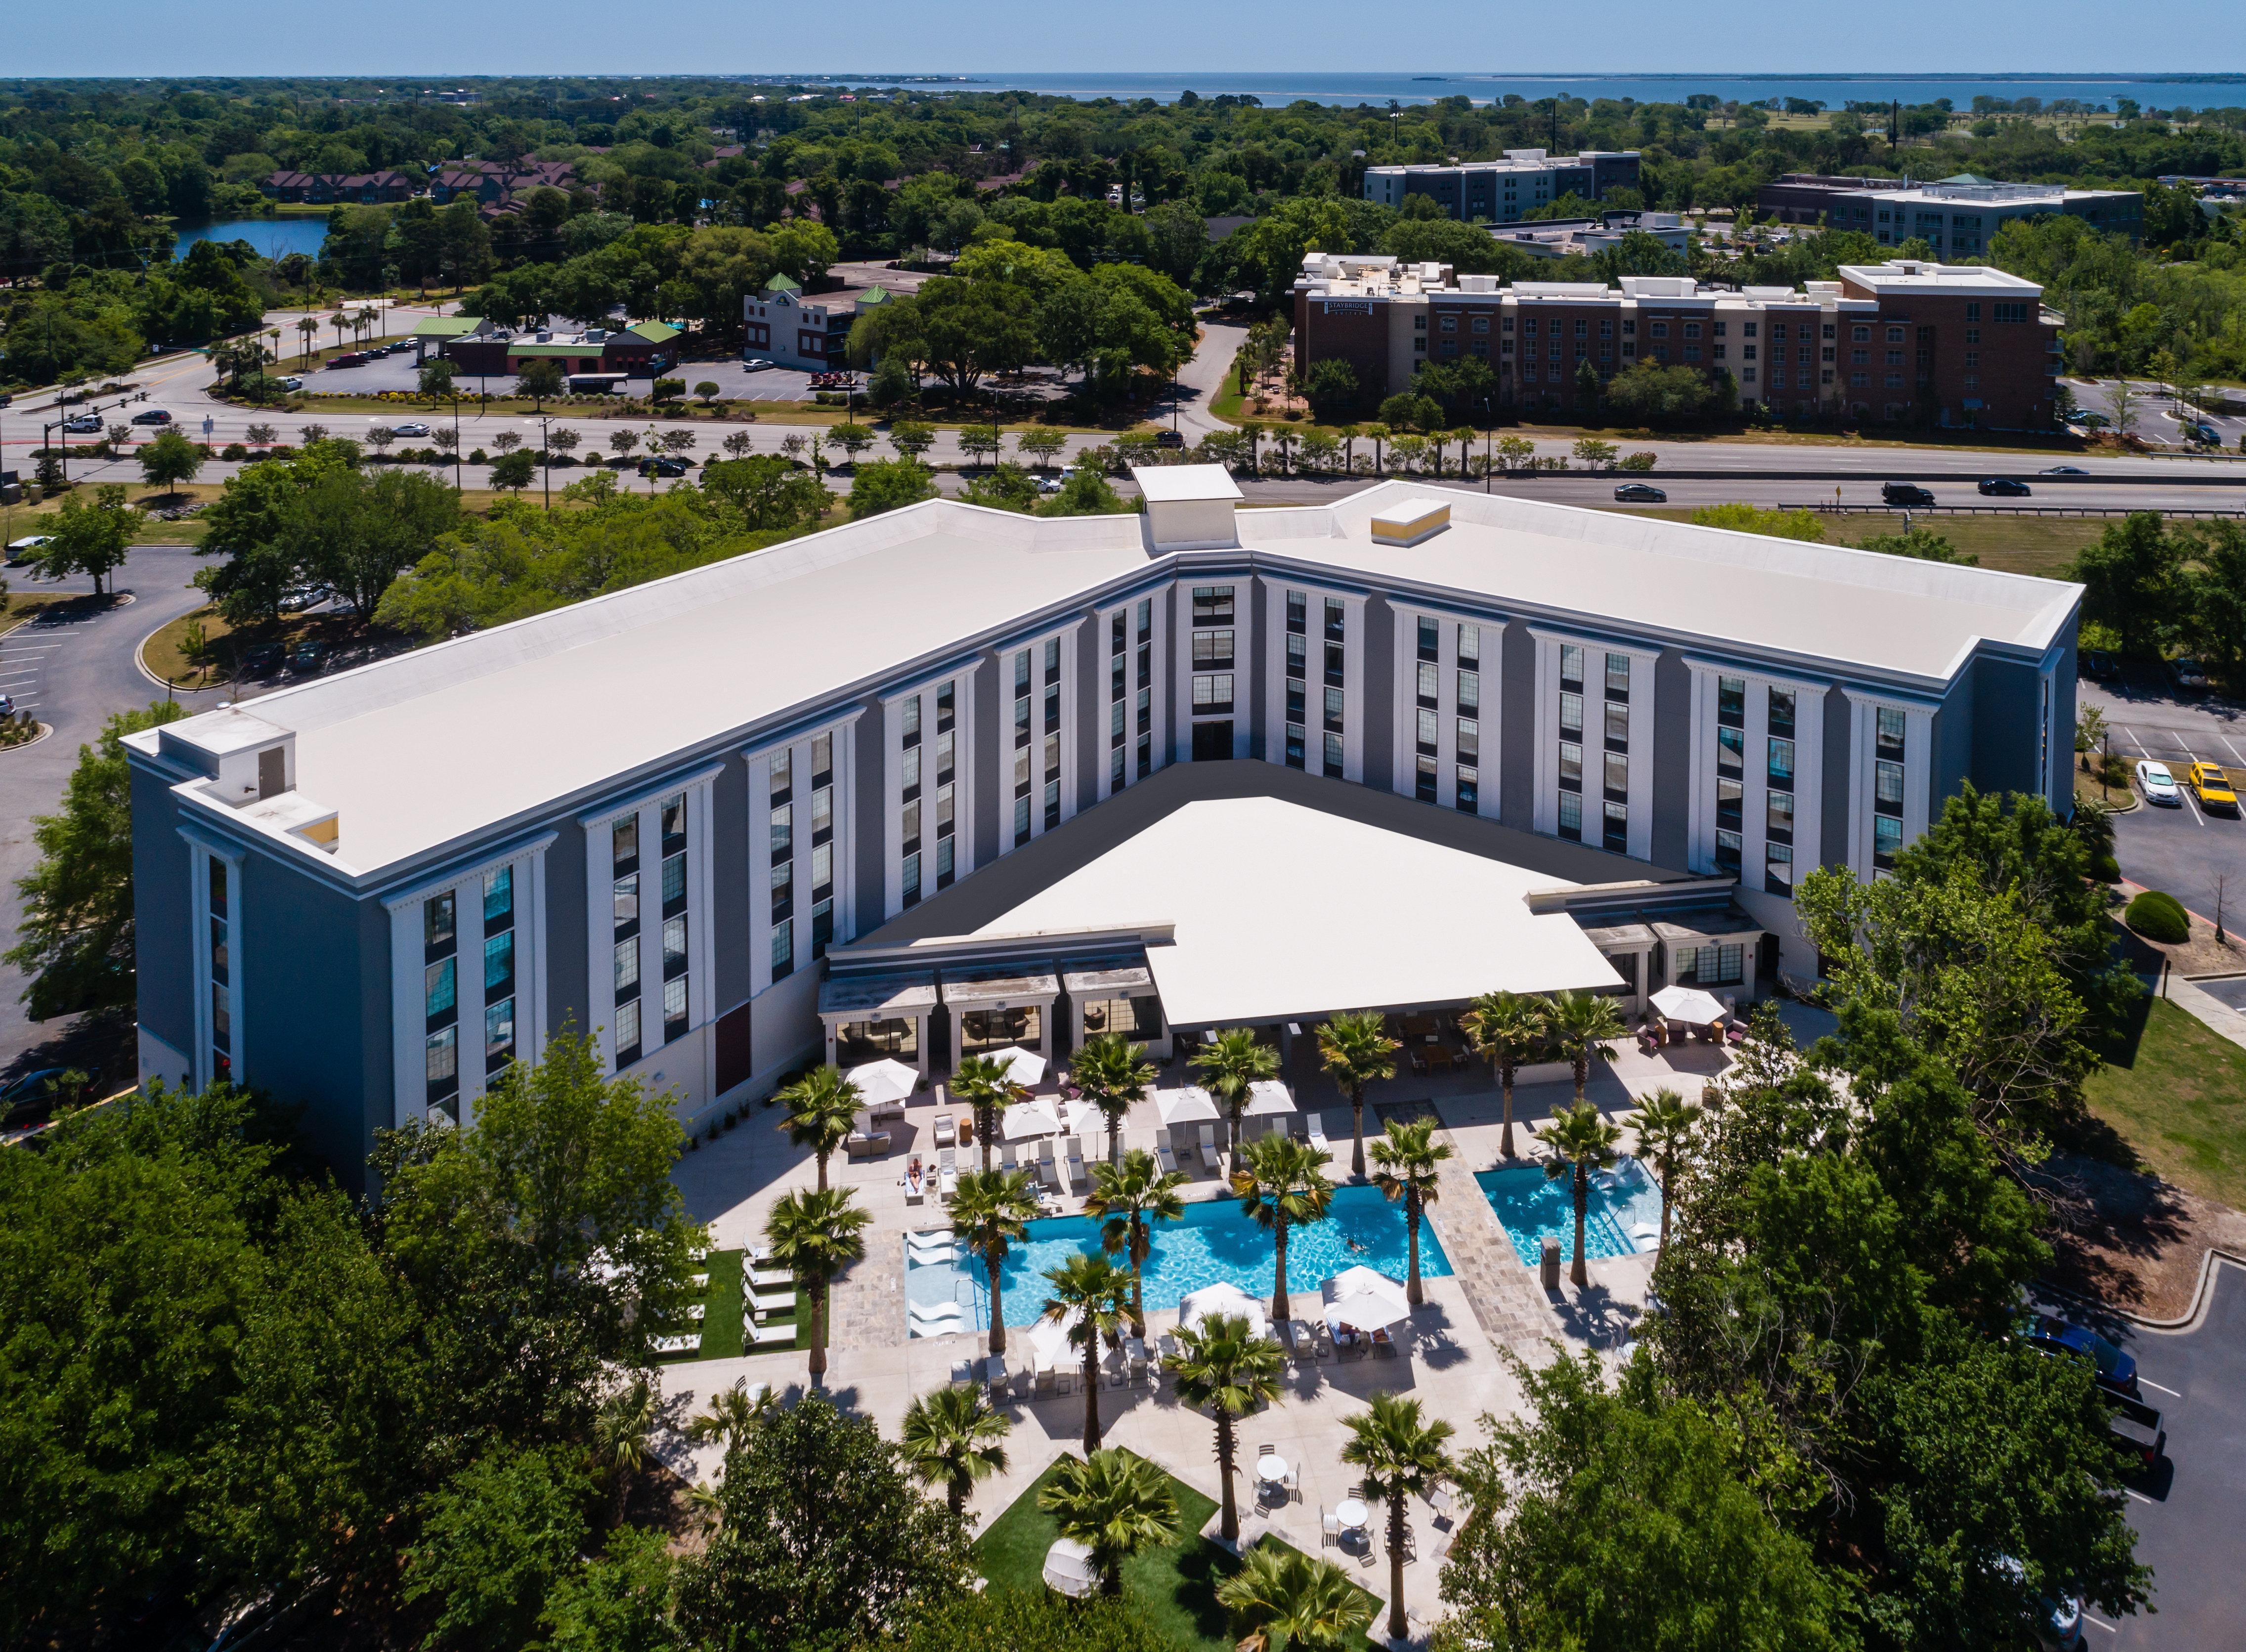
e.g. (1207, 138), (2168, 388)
(2091, 850), (2121, 883)
(220, 442), (249, 461)
(2125, 889), (2191, 944)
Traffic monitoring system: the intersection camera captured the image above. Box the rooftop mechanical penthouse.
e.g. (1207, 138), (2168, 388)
(127, 472), (2080, 1188)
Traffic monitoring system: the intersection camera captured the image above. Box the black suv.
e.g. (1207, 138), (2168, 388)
(1881, 482), (1936, 507)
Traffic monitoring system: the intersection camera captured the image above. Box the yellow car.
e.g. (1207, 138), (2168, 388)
(2187, 762), (2239, 813)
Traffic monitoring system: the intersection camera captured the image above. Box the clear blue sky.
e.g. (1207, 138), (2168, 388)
(8, 0), (2240, 79)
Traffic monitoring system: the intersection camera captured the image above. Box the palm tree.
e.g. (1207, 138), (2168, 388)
(901, 1384), (1011, 1517)
(1546, 989), (1627, 1110)
(773, 1064), (863, 1191)
(1231, 1133), (1335, 1323)
(1191, 1027), (1278, 1168)
(950, 1168), (1042, 1357)
(1042, 1252), (1133, 1453)
(1315, 1011), (1397, 1181)
(1541, 1101), (1622, 1289)
(296, 313), (319, 366)
(1082, 1147), (1188, 1338)
(763, 1186), (870, 1384)
(1369, 1118), (1453, 1307)
(1037, 1448), (1181, 1597)
(1340, 1392), (1457, 1645)
(329, 309), (350, 353)
(1070, 1031), (1156, 1165)
(594, 1375), (658, 1523)
(1463, 990), (1550, 1161)
(1362, 421), (1390, 474)
(1164, 1311), (1284, 1544)
(685, 1378), (774, 1455)
(949, 1052), (1016, 1172)
(1216, 1544), (1376, 1652)
(1631, 1086), (1701, 1253)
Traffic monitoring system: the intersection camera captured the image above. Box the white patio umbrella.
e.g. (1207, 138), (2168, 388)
(1001, 1098), (1066, 1141)
(1063, 1096), (1109, 1138)
(1321, 1265), (1411, 1334)
(844, 1058), (918, 1109)
(1178, 1281), (1270, 1340)
(988, 1044), (1047, 1086)
(1029, 1304), (1081, 1367)
(1156, 1086), (1223, 1127)
(1043, 1536), (1100, 1599)
(1649, 985), (1727, 1025)
(1243, 1079), (1296, 1117)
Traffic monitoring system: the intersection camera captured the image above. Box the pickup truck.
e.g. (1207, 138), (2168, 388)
(2105, 1393), (2165, 1470)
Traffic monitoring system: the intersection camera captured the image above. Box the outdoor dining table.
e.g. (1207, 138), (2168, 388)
(1335, 1496), (1370, 1533)
(1256, 1452), (1289, 1485)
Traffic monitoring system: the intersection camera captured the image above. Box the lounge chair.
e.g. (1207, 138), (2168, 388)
(681, 1302), (706, 1323)
(909, 1299), (968, 1324)
(653, 1333), (701, 1355)
(844, 1129), (891, 1160)
(1197, 1123), (1221, 1174)
(688, 1272), (709, 1292)
(1290, 1318), (1316, 1356)
(1037, 1139), (1062, 1189)
(1155, 1137), (1178, 1175)
(746, 1319), (797, 1348)
(1305, 1111), (1329, 1151)
(749, 1266), (794, 1289)
(1060, 1135), (1084, 1192)
(938, 1148), (958, 1200)
(750, 1290), (797, 1314)
(933, 1112), (956, 1148)
(999, 1141), (1020, 1171)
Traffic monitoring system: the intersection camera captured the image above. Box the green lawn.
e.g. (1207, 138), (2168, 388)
(2087, 995), (2246, 1211)
(656, 1248), (801, 1364)
(976, 1451), (1376, 1651)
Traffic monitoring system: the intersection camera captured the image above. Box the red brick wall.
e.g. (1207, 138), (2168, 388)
(1837, 278), (2054, 429)
(1293, 293), (1393, 400)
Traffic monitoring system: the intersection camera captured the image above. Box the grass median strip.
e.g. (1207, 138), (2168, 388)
(2087, 994), (2246, 1212)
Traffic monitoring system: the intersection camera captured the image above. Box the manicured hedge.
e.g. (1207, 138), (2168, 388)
(2125, 889), (2191, 944)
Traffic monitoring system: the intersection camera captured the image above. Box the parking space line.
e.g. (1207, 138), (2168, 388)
(2223, 735), (2246, 767)
(2084, 1613), (2118, 1632)
(2124, 1488), (2153, 1504)
(2140, 1378), (2181, 1398)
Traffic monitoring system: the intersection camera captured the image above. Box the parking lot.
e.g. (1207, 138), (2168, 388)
(2086, 672), (2246, 929)
(305, 337), (833, 403)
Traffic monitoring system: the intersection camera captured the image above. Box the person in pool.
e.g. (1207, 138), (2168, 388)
(1344, 1235), (1369, 1255)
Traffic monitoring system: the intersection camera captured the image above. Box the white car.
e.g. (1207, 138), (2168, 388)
(741, 357), (776, 372)
(2137, 760), (2183, 806)
(389, 421), (431, 438)
(6, 535), (52, 564)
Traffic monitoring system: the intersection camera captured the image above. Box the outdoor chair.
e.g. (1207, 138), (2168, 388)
(933, 1113), (956, 1148)
(1306, 1112), (1330, 1151)
(1283, 1465), (1299, 1501)
(1320, 1508), (1340, 1547)
(1197, 1124), (1221, 1174)
(1037, 1139), (1062, 1188)
(937, 1149), (958, 1200)
(1062, 1136), (1085, 1190)
(1155, 1137), (1179, 1174)
(999, 1141), (1020, 1171)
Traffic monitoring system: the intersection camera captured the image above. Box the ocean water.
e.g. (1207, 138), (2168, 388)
(1476, 1155), (1665, 1268)
(904, 1182), (1451, 1337)
(824, 71), (2246, 111)
(173, 218), (330, 261)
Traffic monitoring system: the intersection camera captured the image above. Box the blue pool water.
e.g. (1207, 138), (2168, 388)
(904, 1184), (1450, 1337)
(1476, 1157), (1665, 1269)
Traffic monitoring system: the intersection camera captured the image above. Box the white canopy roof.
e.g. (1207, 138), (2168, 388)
(1029, 1304), (1081, 1365)
(1179, 1281), (1270, 1340)
(1063, 1097), (1108, 1139)
(1002, 1099), (1066, 1141)
(969, 797), (1622, 1027)
(1650, 985), (1728, 1024)
(844, 1057), (918, 1107)
(1044, 1536), (1100, 1598)
(1157, 1086), (1224, 1126)
(987, 1044), (1047, 1086)
(1321, 1266), (1411, 1334)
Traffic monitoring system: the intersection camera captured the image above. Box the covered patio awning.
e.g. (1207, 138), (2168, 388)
(963, 796), (1621, 1028)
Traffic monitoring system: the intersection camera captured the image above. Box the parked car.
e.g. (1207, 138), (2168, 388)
(2040, 465), (2088, 475)
(2189, 422), (2222, 445)
(2187, 760), (2237, 813)
(5, 535), (52, 564)
(1036, 475), (1064, 494)
(288, 638), (330, 672)
(640, 457), (689, 477)
(1153, 429), (1185, 449)
(1881, 482), (1936, 506)
(0, 692), (12, 717)
(1614, 481), (1668, 502)
(387, 340), (415, 355)
(2078, 648), (2119, 682)
(741, 356), (777, 372)
(2169, 656), (2211, 693)
(2020, 1313), (2141, 1396)
(130, 408), (172, 425)
(2106, 1392), (2166, 1471)
(326, 352), (364, 368)
(62, 414), (103, 434)
(1978, 477), (2031, 496)
(390, 421), (431, 438)
(278, 375), (303, 392)
(0, 1068), (72, 1137)
(1995, 1557), (2086, 1652)
(2136, 761), (2183, 806)
(242, 642), (284, 677)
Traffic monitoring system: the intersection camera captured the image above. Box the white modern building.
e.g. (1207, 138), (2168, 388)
(1363, 150), (1643, 218)
(126, 472), (2079, 1187)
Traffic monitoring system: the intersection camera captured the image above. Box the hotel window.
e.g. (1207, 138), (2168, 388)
(1603, 700), (1629, 752)
(1417, 661), (1439, 708)
(1559, 691), (1583, 740)
(1194, 585), (1234, 626)
(1604, 651), (1630, 699)
(1717, 674), (1744, 728)
(1558, 790), (1583, 842)
(1716, 828), (1742, 875)
(1676, 944), (1744, 987)
(1194, 629), (1235, 670)
(1323, 731), (1344, 777)
(1874, 707), (1907, 869)
(1558, 741), (1583, 793)
(1135, 599), (1154, 778)
(613, 816), (644, 1059)
(1417, 615), (1439, 662)
(1766, 840), (1794, 896)
(482, 867), (516, 1075)
(207, 858), (235, 1087)
(1012, 649), (1034, 847)
(423, 894), (459, 1104)
(1768, 687), (1795, 739)
(1457, 764), (1479, 812)
(1416, 754), (1439, 802)
(1602, 800), (1629, 854)
(1559, 644), (1583, 692)
(1194, 673), (1235, 714)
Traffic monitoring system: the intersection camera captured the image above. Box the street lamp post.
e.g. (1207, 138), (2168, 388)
(539, 413), (551, 510)
(450, 391), (462, 492)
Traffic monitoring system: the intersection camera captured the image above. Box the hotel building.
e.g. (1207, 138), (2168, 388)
(126, 473), (2078, 1188)
(1363, 151), (1643, 218)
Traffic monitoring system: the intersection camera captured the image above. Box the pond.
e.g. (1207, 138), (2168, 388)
(173, 218), (330, 262)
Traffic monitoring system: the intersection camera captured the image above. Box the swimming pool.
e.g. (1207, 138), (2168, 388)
(1475, 1157), (1665, 1269)
(904, 1184), (1452, 1337)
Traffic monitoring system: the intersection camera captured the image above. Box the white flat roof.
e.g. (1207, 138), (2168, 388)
(962, 796), (1620, 1026)
(1134, 464), (1242, 504)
